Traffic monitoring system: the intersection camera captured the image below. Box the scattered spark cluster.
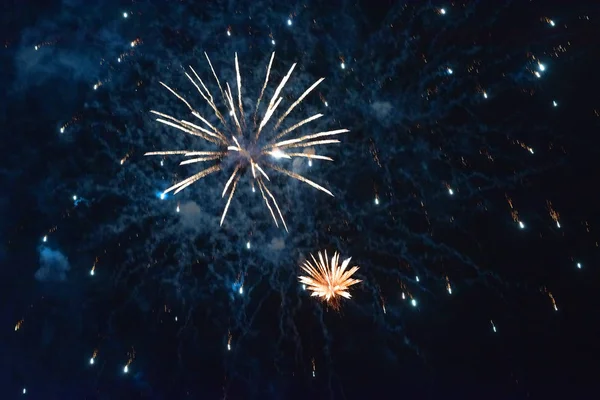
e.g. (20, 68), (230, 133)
(5, 1), (596, 398)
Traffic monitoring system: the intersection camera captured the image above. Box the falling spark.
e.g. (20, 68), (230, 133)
(145, 53), (346, 230)
(227, 331), (232, 351)
(298, 250), (362, 309)
(547, 201), (561, 228)
(14, 319), (24, 332)
(90, 256), (98, 276)
(123, 348), (135, 373)
(542, 287), (558, 311)
(120, 153), (130, 165)
(491, 320), (497, 332)
(506, 195), (525, 229)
(89, 349), (98, 365)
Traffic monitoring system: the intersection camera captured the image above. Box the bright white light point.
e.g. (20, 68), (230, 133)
(130, 41), (135, 47)
(549, 20), (555, 27)
(43, 235), (47, 243)
(227, 343), (231, 351)
(227, 30), (231, 37)
(554, 305), (558, 311)
(270, 149), (286, 159)
(93, 84), (98, 90)
(123, 365), (129, 373)
(229, 110), (234, 116)
(246, 241), (251, 249)
(534, 71), (541, 78)
(556, 221), (561, 228)
(340, 62), (345, 70)
(491, 321), (497, 332)
(447, 67), (453, 74)
(160, 192), (166, 200)
(415, 275), (420, 282)
(160, 160), (164, 166)
(60, 127), (65, 133)
(271, 39), (276, 45)
(72, 195), (77, 201)
(34, 45), (38, 50)
(117, 57), (121, 63)
(90, 269), (95, 276)
(440, 8), (446, 15)
(448, 188), (454, 195)
(577, 262), (582, 269)
(308, 160), (312, 167)
(529, 148), (534, 154)
(175, 316), (178, 321)
(553, 100), (558, 107)
(239, 286), (243, 294)
(324, 101), (328, 107)
(287, 19), (292, 26)
(538, 63), (545, 71)
(22, 388), (26, 395)
(374, 197), (379, 205)
(123, 12), (128, 18)
(483, 91), (488, 99)
(89, 357), (94, 365)
(302, 284), (306, 290)
(448, 287), (452, 294)
(411, 299), (417, 307)
(176, 205), (180, 213)
(252, 186), (256, 193)
(519, 221), (525, 229)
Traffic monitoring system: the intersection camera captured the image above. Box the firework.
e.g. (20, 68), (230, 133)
(299, 250), (362, 309)
(145, 52), (347, 231)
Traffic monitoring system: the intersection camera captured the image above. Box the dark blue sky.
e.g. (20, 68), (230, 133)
(1, 1), (599, 399)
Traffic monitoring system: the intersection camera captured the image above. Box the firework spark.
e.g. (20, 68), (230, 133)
(299, 250), (362, 308)
(145, 52), (347, 231)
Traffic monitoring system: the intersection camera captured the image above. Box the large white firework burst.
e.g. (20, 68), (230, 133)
(145, 52), (348, 231)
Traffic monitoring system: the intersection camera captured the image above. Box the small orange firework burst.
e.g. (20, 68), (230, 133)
(299, 250), (362, 309)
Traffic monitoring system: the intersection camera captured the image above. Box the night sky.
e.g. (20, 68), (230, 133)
(2, 0), (600, 399)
